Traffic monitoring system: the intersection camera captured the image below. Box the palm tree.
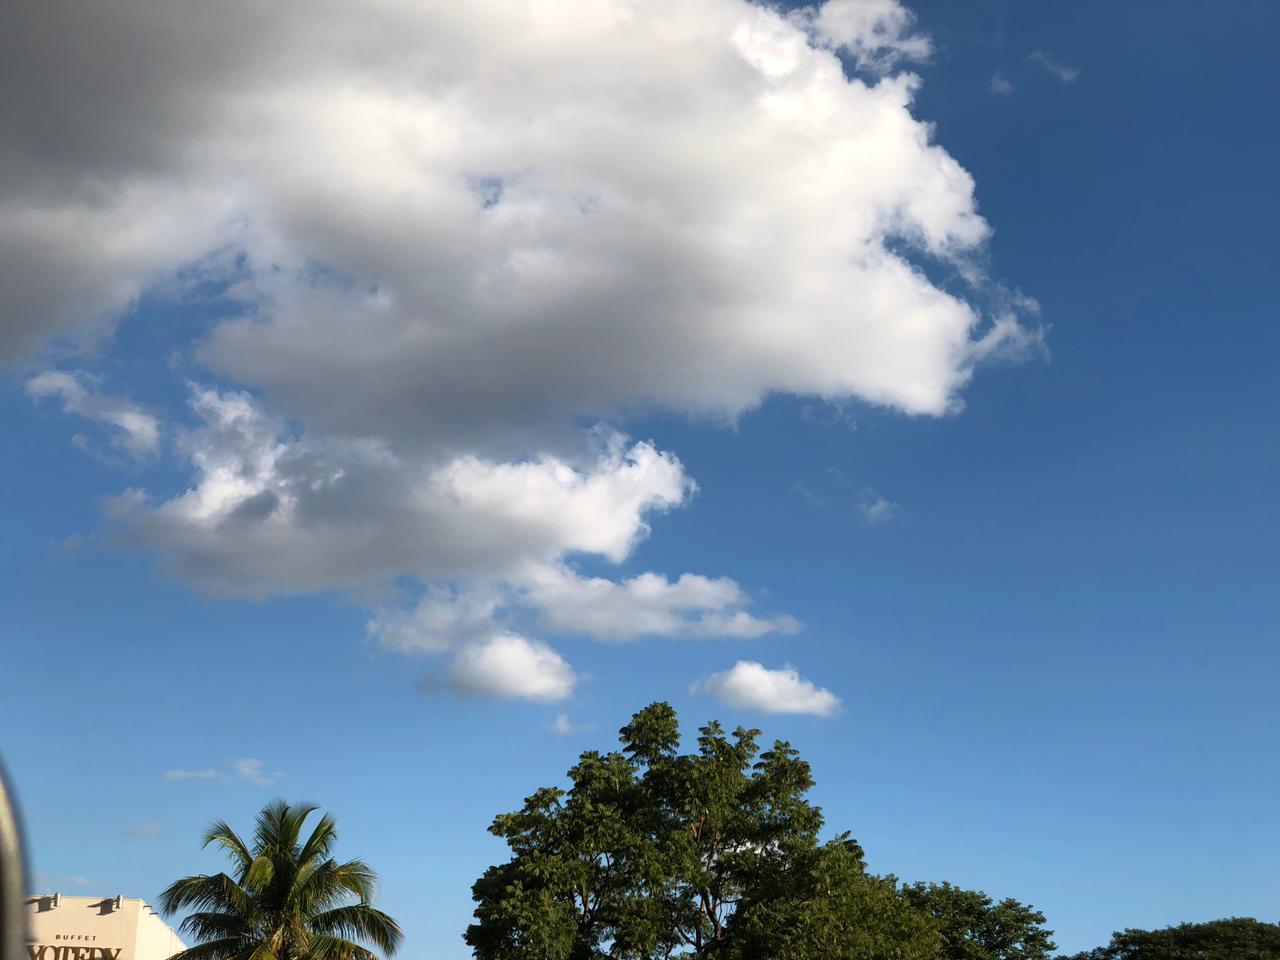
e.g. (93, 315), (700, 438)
(159, 800), (403, 960)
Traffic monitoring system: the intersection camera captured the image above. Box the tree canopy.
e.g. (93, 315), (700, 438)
(1061, 918), (1280, 960)
(159, 800), (403, 960)
(901, 882), (1055, 960)
(465, 701), (1053, 960)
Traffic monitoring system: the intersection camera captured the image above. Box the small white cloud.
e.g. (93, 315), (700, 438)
(1027, 50), (1078, 83)
(27, 370), (161, 459)
(551, 713), (593, 736)
(989, 71), (1013, 95)
(162, 768), (221, 781)
(124, 821), (163, 839)
(443, 633), (577, 702)
(232, 758), (283, 786)
(693, 661), (841, 716)
(858, 489), (898, 524)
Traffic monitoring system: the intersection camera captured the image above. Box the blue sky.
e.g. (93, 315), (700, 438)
(2, 1), (1278, 956)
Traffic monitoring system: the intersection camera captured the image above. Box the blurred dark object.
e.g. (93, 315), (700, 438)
(0, 761), (28, 960)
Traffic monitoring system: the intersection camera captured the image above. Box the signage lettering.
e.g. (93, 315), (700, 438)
(28, 947), (123, 960)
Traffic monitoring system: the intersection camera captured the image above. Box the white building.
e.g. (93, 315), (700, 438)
(24, 895), (186, 960)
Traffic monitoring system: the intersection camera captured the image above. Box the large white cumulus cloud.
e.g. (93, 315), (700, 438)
(4, 0), (1033, 701)
(3, 0), (1021, 443)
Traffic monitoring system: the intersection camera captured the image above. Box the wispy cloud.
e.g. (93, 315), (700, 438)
(1028, 50), (1078, 83)
(232, 758), (284, 786)
(26, 371), (160, 459)
(124, 821), (163, 839)
(792, 479), (826, 508)
(858, 489), (898, 525)
(163, 768), (221, 781)
(794, 470), (897, 525)
(551, 713), (594, 736)
(799, 401), (859, 431)
(989, 71), (1013, 95)
(163, 759), (283, 785)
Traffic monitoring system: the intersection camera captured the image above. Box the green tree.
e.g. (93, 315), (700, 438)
(159, 800), (403, 960)
(1061, 918), (1280, 960)
(901, 882), (1055, 960)
(466, 702), (940, 960)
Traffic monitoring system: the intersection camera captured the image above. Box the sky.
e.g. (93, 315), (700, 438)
(2, 0), (1278, 956)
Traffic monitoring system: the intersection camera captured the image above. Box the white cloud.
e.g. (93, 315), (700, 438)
(112, 388), (692, 597)
(443, 633), (577, 702)
(989, 71), (1013, 95)
(4, 0), (1038, 700)
(232, 757), (282, 786)
(367, 563), (797, 651)
(522, 564), (800, 642)
(369, 584), (504, 654)
(162, 758), (281, 784)
(806, 0), (932, 71)
(4, 0), (1026, 440)
(116, 388), (793, 697)
(162, 768), (220, 781)
(858, 488), (898, 524)
(27, 371), (160, 458)
(551, 713), (592, 735)
(1027, 50), (1078, 84)
(693, 660), (842, 716)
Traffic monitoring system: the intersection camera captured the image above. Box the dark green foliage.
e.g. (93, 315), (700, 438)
(902, 882), (1055, 960)
(728, 840), (941, 960)
(466, 702), (939, 960)
(1060, 918), (1280, 960)
(159, 800), (403, 960)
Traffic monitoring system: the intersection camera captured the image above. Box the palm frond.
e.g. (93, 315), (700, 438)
(330, 861), (379, 903)
(202, 821), (254, 873)
(288, 860), (347, 917)
(298, 813), (338, 866)
(159, 874), (250, 918)
(289, 858), (377, 916)
(178, 911), (251, 943)
(309, 905), (403, 955)
(256, 801), (319, 858)
(304, 935), (380, 960)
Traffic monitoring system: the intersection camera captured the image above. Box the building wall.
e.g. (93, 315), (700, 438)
(24, 895), (185, 960)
